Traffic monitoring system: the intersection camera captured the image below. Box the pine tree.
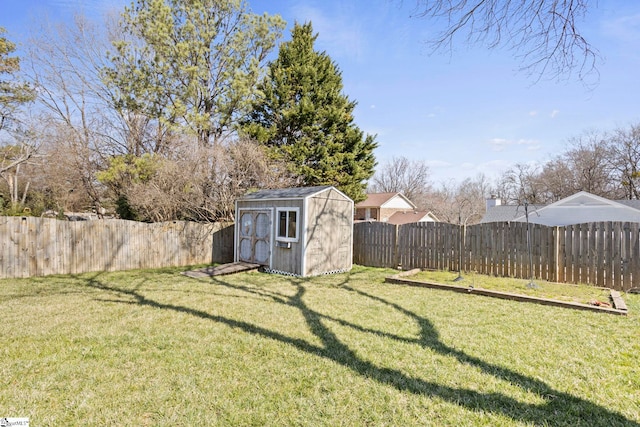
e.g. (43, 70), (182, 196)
(242, 22), (377, 202)
(104, 0), (285, 146)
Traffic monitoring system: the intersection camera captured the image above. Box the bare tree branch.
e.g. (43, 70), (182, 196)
(410, 0), (599, 83)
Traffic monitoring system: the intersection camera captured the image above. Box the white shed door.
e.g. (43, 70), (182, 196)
(238, 210), (271, 265)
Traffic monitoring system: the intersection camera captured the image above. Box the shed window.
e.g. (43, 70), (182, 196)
(277, 209), (298, 242)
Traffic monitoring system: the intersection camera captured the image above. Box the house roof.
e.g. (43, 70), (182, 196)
(516, 191), (640, 226)
(480, 205), (543, 223)
(239, 186), (351, 202)
(481, 191), (640, 226)
(356, 192), (416, 209)
(387, 211), (439, 225)
(614, 199), (640, 210)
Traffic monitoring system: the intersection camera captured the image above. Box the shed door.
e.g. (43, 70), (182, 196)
(237, 210), (271, 265)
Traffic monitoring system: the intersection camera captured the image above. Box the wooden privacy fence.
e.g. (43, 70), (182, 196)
(5, 216), (640, 290)
(0, 217), (234, 279)
(353, 221), (640, 291)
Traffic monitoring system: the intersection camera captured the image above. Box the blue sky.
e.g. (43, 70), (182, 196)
(3, 0), (640, 184)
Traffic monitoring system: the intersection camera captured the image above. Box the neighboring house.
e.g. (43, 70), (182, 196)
(355, 192), (425, 222)
(386, 210), (439, 225)
(235, 186), (353, 277)
(481, 191), (640, 226)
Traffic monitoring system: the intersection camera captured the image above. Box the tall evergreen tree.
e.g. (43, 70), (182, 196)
(241, 22), (377, 202)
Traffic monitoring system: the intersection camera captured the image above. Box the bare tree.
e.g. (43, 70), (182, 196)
(561, 131), (618, 197)
(370, 156), (433, 208)
(38, 120), (106, 213)
(125, 137), (294, 222)
(428, 174), (491, 224)
(496, 129), (625, 205)
(535, 132), (616, 203)
(24, 14), (120, 215)
(425, 180), (457, 223)
(495, 163), (543, 205)
(0, 133), (38, 211)
(610, 124), (640, 200)
(410, 0), (599, 82)
(537, 158), (574, 202)
(24, 13), (179, 217)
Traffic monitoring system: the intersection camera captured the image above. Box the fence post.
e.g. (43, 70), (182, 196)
(393, 224), (399, 269)
(552, 226), (559, 283)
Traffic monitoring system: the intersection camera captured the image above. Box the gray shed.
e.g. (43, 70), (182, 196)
(234, 186), (353, 277)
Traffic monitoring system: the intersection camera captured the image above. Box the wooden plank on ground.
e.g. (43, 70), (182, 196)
(385, 274), (628, 315)
(183, 262), (261, 278)
(610, 290), (628, 311)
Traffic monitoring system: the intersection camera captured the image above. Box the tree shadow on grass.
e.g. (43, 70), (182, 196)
(85, 271), (638, 427)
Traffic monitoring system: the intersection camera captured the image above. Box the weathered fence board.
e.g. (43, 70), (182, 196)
(0, 217), (234, 279)
(354, 220), (640, 290)
(353, 221), (397, 268)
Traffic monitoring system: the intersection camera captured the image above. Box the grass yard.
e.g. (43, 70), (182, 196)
(1, 265), (639, 426)
(407, 270), (615, 305)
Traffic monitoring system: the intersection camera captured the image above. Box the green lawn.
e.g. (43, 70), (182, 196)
(406, 270), (614, 305)
(1, 265), (639, 426)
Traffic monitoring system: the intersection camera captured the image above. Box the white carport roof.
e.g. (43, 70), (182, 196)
(511, 191), (640, 226)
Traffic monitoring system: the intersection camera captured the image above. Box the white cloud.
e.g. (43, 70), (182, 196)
(488, 138), (509, 151)
(529, 110), (538, 117)
(603, 13), (640, 44)
(550, 109), (560, 118)
(488, 138), (541, 152)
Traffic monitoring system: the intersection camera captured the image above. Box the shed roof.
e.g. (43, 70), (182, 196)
(239, 186), (351, 202)
(480, 205), (543, 223)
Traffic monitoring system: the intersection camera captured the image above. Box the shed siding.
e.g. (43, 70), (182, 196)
(271, 199), (305, 275)
(304, 188), (353, 276)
